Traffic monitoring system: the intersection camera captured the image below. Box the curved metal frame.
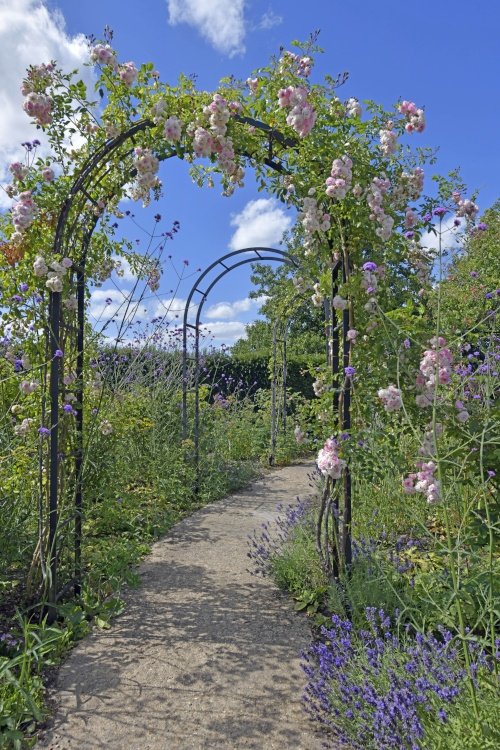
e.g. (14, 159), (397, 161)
(45, 116), (295, 611)
(43, 104), (355, 615)
(181, 247), (299, 474)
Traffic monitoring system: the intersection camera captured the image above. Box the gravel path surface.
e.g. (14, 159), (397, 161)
(37, 462), (327, 750)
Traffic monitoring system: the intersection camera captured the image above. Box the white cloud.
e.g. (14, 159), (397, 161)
(153, 296), (196, 322)
(0, 0), (90, 207)
(204, 295), (266, 320)
(420, 215), (464, 254)
(258, 10), (283, 30)
(88, 288), (133, 322)
(199, 320), (247, 343)
(167, 0), (246, 57)
(229, 198), (293, 250)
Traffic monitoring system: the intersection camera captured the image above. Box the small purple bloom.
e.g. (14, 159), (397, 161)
(433, 206), (447, 217)
(362, 261), (378, 272)
(487, 470), (496, 478)
(454, 218), (461, 226)
(345, 366), (356, 378)
(423, 212), (432, 222)
(38, 426), (50, 436)
(470, 271), (478, 278)
(54, 349), (64, 358)
(405, 231), (415, 239)
(19, 282), (29, 292)
(477, 222), (488, 231)
(403, 338), (411, 349)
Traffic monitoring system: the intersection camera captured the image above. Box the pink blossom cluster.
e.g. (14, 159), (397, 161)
(11, 191), (37, 240)
(403, 461), (440, 504)
(279, 51), (313, 77)
(325, 155), (352, 200)
(119, 62), (138, 87)
(452, 192), (479, 220)
(379, 122), (398, 155)
(203, 93), (231, 136)
(345, 98), (362, 117)
(190, 125), (244, 192)
(23, 92), (52, 126)
(90, 44), (118, 68)
(9, 162), (29, 182)
(415, 337), (453, 408)
(377, 385), (403, 412)
(20, 380), (38, 395)
(21, 63), (55, 95)
(278, 86), (316, 138)
(398, 100), (426, 133)
(405, 208), (417, 229)
(246, 77), (259, 93)
(299, 196), (331, 254)
(393, 168), (425, 204)
(317, 438), (346, 480)
(192, 127), (215, 158)
(131, 147), (160, 202)
(216, 135), (244, 187)
(367, 176), (394, 240)
(163, 115), (182, 143)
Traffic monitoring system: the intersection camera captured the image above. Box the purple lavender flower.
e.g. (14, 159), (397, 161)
(301, 609), (493, 750)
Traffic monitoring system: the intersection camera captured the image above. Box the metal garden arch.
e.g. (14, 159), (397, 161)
(45, 115), (296, 611)
(181, 246), (299, 472)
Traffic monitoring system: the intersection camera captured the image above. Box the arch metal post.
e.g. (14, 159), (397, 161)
(47, 291), (61, 614)
(269, 322), (278, 466)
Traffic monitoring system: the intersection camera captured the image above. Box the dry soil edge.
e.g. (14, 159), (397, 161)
(37, 462), (330, 750)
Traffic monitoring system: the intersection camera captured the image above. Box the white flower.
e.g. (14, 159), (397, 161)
(99, 420), (113, 435)
(332, 295), (349, 311)
(14, 417), (33, 436)
(46, 274), (63, 293)
(33, 255), (48, 277)
(20, 380), (38, 394)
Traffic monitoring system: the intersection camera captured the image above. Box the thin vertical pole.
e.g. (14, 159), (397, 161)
(282, 326), (287, 433)
(194, 322), (200, 491)
(269, 322), (278, 466)
(341, 257), (352, 568)
(181, 322), (188, 440)
(74, 266), (85, 596)
(48, 291), (61, 613)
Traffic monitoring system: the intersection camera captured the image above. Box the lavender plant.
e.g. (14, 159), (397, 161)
(302, 608), (500, 750)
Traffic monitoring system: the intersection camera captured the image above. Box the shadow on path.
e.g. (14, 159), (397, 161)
(37, 463), (330, 750)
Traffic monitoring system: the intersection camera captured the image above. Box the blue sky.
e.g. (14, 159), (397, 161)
(0, 0), (498, 346)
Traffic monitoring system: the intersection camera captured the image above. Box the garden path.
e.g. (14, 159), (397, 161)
(37, 462), (329, 750)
